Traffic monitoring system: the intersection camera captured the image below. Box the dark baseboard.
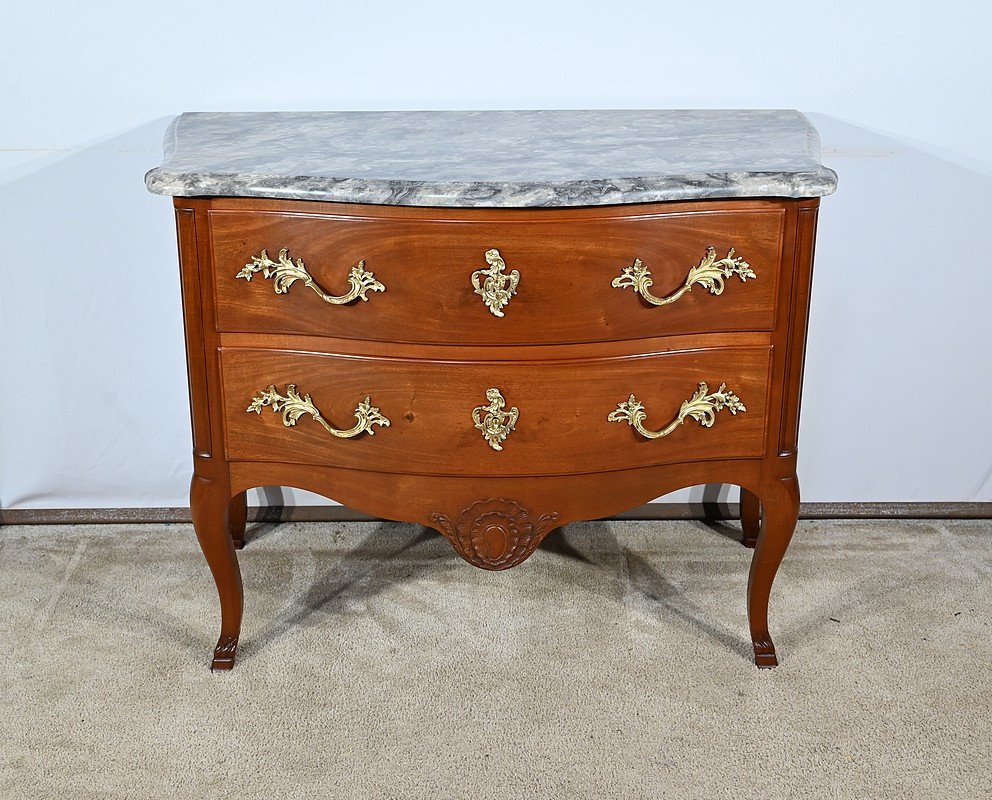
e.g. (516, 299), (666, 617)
(2, 502), (990, 526)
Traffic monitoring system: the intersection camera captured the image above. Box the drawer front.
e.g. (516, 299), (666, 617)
(209, 204), (784, 345)
(221, 346), (772, 476)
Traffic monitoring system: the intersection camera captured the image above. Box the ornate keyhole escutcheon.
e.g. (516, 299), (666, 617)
(471, 248), (519, 317)
(472, 387), (518, 451)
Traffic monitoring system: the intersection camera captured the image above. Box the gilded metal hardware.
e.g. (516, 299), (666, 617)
(608, 382), (745, 440)
(612, 247), (755, 307)
(471, 248), (519, 317)
(472, 388), (518, 451)
(247, 384), (390, 439)
(236, 248), (385, 305)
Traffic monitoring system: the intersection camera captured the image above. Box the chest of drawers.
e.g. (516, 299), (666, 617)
(147, 110), (836, 670)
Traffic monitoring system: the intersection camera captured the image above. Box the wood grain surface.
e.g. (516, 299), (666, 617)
(220, 344), (772, 476)
(207, 198), (784, 344)
(172, 194), (821, 669)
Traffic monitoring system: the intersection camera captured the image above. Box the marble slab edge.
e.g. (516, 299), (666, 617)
(144, 168), (838, 208)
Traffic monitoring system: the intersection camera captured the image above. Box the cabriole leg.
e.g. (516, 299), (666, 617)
(191, 471), (244, 670)
(746, 475), (800, 668)
(740, 488), (761, 548)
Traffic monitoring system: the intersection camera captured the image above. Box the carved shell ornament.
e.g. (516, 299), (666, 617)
(431, 499), (559, 570)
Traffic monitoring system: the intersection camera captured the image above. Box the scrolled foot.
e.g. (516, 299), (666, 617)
(191, 470), (244, 671)
(747, 475), (798, 669)
(752, 637), (778, 668)
(211, 635), (239, 671)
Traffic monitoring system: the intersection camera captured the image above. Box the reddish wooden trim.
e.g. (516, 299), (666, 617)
(175, 207), (211, 458)
(216, 330), (772, 360)
(779, 205), (819, 456)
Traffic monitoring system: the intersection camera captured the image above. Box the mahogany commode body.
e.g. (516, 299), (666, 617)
(149, 110), (836, 670)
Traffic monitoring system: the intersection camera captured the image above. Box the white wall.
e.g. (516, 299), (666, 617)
(2, 1), (990, 509)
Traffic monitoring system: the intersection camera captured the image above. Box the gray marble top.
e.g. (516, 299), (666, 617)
(145, 110), (837, 207)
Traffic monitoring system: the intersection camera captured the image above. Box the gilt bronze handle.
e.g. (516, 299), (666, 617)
(237, 248), (385, 305)
(247, 384), (390, 439)
(612, 247), (755, 307)
(608, 382), (745, 440)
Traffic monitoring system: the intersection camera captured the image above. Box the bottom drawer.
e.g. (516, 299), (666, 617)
(220, 346), (772, 476)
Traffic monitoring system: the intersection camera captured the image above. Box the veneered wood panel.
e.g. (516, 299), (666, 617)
(220, 345), (772, 476)
(208, 201), (784, 345)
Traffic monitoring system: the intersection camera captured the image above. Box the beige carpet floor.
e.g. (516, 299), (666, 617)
(0, 518), (989, 799)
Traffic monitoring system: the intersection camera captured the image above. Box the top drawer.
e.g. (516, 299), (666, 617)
(207, 200), (786, 344)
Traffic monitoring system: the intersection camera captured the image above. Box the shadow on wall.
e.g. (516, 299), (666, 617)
(672, 114), (992, 505)
(797, 114), (992, 502)
(0, 119), (192, 509)
(1, 114), (990, 512)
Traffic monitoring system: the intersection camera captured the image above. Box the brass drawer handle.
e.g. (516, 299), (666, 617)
(247, 384), (390, 439)
(236, 248), (385, 305)
(612, 247), (755, 307)
(471, 248), (519, 317)
(472, 388), (518, 451)
(608, 382), (745, 440)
